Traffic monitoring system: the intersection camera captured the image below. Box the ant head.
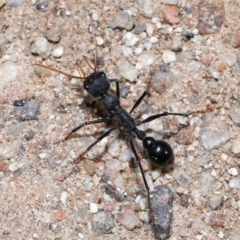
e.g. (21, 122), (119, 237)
(84, 71), (110, 98)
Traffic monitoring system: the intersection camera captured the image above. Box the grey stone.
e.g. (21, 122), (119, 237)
(118, 59), (138, 82)
(31, 37), (51, 59)
(6, 0), (24, 8)
(229, 107), (240, 124)
(150, 185), (173, 240)
(13, 99), (40, 121)
(210, 195), (224, 210)
(200, 113), (230, 150)
(171, 35), (183, 52)
(45, 27), (61, 43)
(136, 0), (154, 18)
(113, 11), (134, 30)
(92, 211), (115, 234)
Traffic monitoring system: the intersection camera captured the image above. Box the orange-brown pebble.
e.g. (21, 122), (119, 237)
(215, 62), (227, 72)
(232, 30), (240, 48)
(162, 5), (180, 25)
(209, 214), (224, 228)
(0, 161), (6, 172)
(54, 210), (67, 221)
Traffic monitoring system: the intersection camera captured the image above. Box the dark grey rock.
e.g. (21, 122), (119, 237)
(24, 130), (35, 141)
(150, 185), (173, 240)
(178, 194), (189, 208)
(13, 99), (40, 121)
(120, 85), (130, 98)
(105, 184), (125, 202)
(36, 1), (48, 12)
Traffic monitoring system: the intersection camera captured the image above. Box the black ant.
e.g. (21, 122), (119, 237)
(35, 51), (198, 226)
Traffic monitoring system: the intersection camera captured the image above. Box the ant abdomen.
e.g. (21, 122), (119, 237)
(142, 137), (174, 167)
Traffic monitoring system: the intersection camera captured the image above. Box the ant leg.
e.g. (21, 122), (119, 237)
(56, 116), (113, 143)
(130, 91), (148, 115)
(73, 127), (116, 164)
(128, 137), (151, 207)
(137, 111), (193, 126)
(109, 79), (120, 98)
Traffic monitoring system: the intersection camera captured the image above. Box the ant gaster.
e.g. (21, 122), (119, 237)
(35, 53), (193, 205)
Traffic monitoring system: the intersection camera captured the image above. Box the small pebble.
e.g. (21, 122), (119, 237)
(146, 23), (154, 37)
(228, 168), (238, 176)
(54, 210), (67, 221)
(105, 184), (125, 202)
(36, 1), (48, 11)
(162, 5), (180, 25)
(92, 211), (115, 234)
(118, 58), (138, 82)
(136, 0), (154, 18)
(161, 0), (178, 4)
(178, 194), (189, 208)
(39, 153), (46, 159)
(229, 107), (240, 124)
(92, 12), (98, 21)
(96, 36), (104, 46)
(171, 35), (183, 52)
(200, 113), (230, 150)
(90, 203), (98, 213)
(143, 39), (152, 50)
(116, 205), (142, 230)
(121, 46), (133, 57)
(222, 54), (237, 67)
(162, 50), (176, 63)
(83, 160), (96, 176)
(232, 30), (240, 48)
(137, 51), (156, 68)
(209, 214), (224, 228)
(150, 185), (173, 240)
(175, 126), (195, 145)
(210, 195), (223, 210)
(123, 32), (139, 46)
(45, 27), (61, 43)
(229, 178), (240, 188)
(6, 0), (24, 7)
(113, 11), (134, 30)
(120, 148), (132, 162)
(138, 211), (150, 223)
(0, 161), (6, 172)
(104, 159), (122, 180)
(232, 138), (240, 155)
(13, 99), (40, 121)
(31, 37), (51, 59)
(60, 191), (68, 204)
(134, 47), (143, 55)
(52, 46), (64, 58)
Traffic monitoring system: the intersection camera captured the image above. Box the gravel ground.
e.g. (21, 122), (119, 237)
(1, 0), (240, 240)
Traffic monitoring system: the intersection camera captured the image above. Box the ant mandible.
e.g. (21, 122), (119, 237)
(35, 51), (193, 206)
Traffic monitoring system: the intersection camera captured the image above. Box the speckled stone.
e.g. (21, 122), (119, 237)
(198, 1), (227, 35)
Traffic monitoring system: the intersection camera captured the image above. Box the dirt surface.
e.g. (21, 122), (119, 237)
(0, 1), (240, 240)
